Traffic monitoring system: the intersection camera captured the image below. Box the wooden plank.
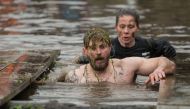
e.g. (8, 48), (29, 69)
(0, 51), (22, 70)
(0, 50), (60, 106)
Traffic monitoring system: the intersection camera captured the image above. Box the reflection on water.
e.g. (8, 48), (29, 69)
(0, 0), (26, 35)
(30, 82), (157, 106)
(0, 0), (190, 107)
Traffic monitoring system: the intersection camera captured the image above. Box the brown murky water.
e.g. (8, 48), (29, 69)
(0, 0), (190, 108)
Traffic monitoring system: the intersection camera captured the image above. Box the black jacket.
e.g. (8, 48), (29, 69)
(110, 36), (176, 59)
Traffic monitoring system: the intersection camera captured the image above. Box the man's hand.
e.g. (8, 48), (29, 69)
(145, 67), (166, 85)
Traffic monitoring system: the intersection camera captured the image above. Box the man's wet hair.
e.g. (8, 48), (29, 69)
(83, 27), (111, 48)
(115, 9), (140, 28)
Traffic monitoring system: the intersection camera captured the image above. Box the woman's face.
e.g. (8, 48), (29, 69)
(115, 15), (139, 47)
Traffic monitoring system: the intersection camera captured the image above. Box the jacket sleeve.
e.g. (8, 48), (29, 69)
(149, 38), (176, 59)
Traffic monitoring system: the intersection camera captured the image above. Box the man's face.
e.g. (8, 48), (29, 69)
(115, 15), (138, 47)
(84, 41), (111, 71)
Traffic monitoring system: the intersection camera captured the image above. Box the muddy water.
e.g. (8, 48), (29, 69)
(0, 0), (190, 108)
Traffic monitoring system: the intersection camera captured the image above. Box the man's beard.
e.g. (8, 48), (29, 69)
(88, 56), (109, 72)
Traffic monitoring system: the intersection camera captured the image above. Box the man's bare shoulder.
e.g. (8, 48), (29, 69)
(122, 57), (145, 61)
(118, 57), (146, 68)
(65, 65), (86, 83)
(122, 57), (148, 63)
(76, 65), (86, 75)
(112, 58), (139, 66)
(112, 58), (122, 66)
(121, 57), (168, 64)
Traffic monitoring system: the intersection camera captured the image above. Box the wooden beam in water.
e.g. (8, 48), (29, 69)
(0, 50), (60, 106)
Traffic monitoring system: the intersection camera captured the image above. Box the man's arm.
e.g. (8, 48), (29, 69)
(139, 57), (175, 85)
(122, 57), (176, 85)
